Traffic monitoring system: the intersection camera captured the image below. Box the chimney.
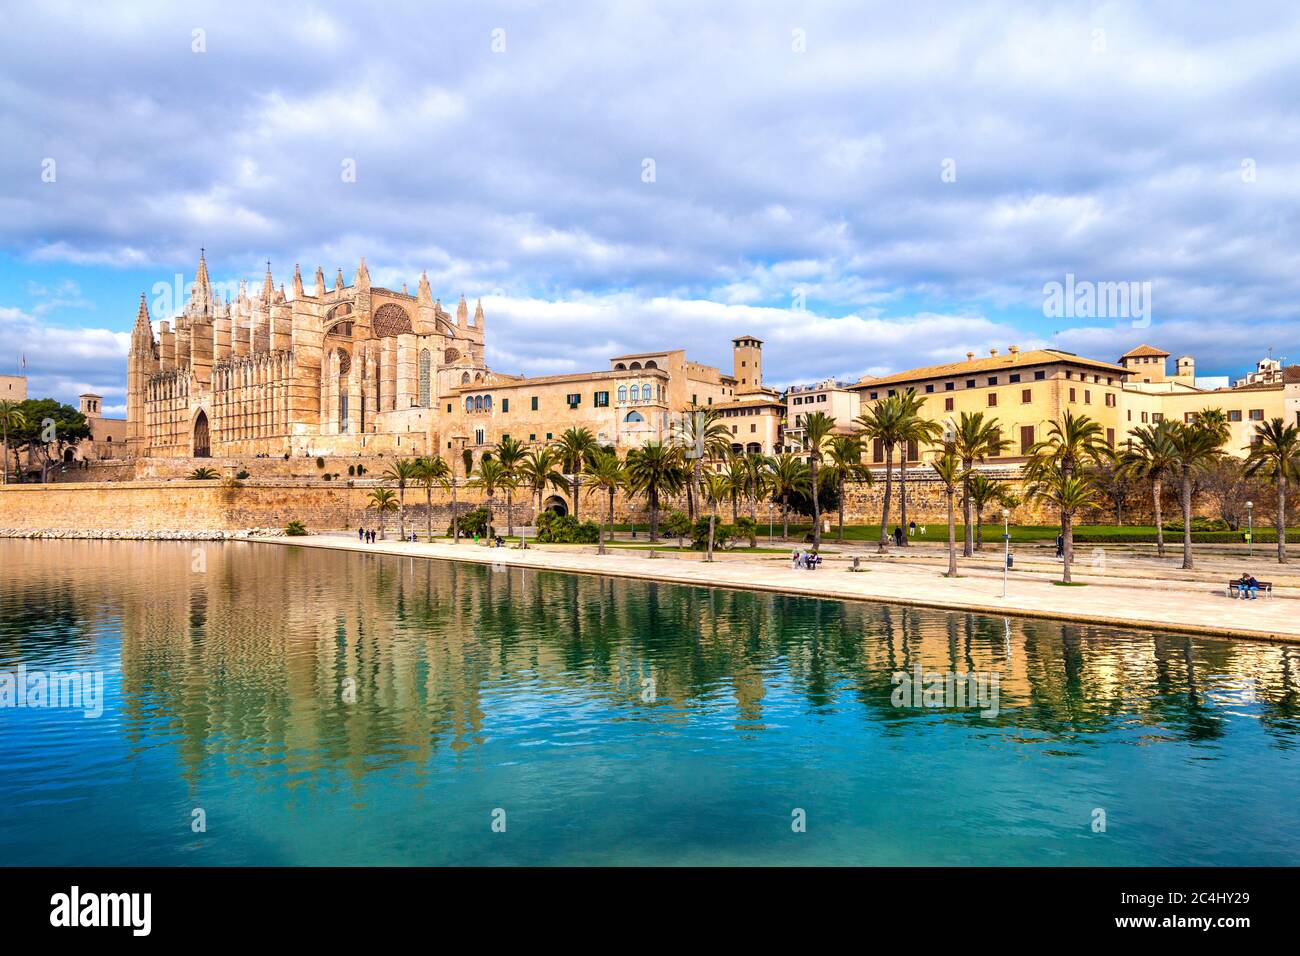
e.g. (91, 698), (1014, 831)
(1009, 345), (1020, 361)
(966, 351), (975, 361)
(990, 348), (998, 357)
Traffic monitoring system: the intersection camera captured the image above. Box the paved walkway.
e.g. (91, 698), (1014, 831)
(255, 532), (1299, 644)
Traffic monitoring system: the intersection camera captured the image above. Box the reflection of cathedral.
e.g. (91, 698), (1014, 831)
(127, 252), (494, 458)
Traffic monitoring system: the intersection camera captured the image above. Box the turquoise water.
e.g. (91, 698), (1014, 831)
(1, 538), (1298, 866)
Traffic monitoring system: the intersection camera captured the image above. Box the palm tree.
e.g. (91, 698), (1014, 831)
(855, 395), (906, 553)
(950, 411), (1011, 556)
(0, 400), (25, 485)
(894, 389), (942, 546)
(823, 435), (869, 542)
(381, 458), (420, 540)
(584, 449), (625, 555)
(555, 427), (598, 520)
(367, 487), (398, 540)
(931, 451), (963, 577)
(674, 405), (731, 519)
(1244, 417), (1300, 564)
(187, 467), (219, 480)
(518, 446), (567, 523)
(469, 457), (515, 538)
(1026, 472), (1101, 583)
(767, 452), (810, 540)
(493, 436), (527, 537)
(413, 455), (451, 542)
(717, 455), (750, 524)
(1119, 420), (1178, 557)
(1025, 410), (1104, 567)
(624, 440), (684, 541)
(1167, 420), (1225, 570)
(967, 473), (1010, 551)
(800, 410), (837, 552)
(701, 471), (729, 562)
(742, 451), (770, 542)
(448, 443), (471, 544)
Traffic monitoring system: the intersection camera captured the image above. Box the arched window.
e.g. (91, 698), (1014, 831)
(614, 362), (627, 370)
(465, 396), (474, 412)
(474, 395), (483, 411)
(418, 349), (431, 407)
(617, 385), (628, 402)
(629, 361), (642, 370)
(644, 360), (657, 369)
(624, 410), (645, 423)
(483, 395), (492, 410)
(641, 384), (651, 402)
(461, 371), (471, 384)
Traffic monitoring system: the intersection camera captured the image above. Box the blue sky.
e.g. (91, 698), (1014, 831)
(4, 1), (1299, 416)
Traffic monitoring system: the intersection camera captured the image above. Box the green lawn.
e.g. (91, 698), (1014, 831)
(734, 522), (1293, 546)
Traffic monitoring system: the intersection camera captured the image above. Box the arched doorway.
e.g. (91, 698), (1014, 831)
(193, 410), (211, 458)
(542, 495), (568, 517)
(63, 447), (76, 465)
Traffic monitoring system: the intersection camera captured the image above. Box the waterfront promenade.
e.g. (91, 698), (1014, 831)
(258, 532), (1300, 644)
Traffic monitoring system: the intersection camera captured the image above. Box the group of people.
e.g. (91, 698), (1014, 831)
(358, 528), (378, 543)
(791, 550), (822, 570)
(1235, 572), (1262, 600)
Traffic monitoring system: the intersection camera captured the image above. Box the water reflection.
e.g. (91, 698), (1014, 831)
(2, 539), (1299, 865)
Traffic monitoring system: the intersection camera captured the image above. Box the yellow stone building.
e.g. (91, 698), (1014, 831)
(849, 343), (1289, 469)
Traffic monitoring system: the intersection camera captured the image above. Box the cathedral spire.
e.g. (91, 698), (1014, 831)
(355, 256), (370, 290)
(474, 298), (484, 327)
(456, 293), (468, 326)
(314, 265), (326, 298)
(195, 248), (210, 294)
(292, 263), (304, 298)
(262, 261), (274, 302)
(335, 268), (345, 291)
(417, 271), (432, 305)
(131, 294), (154, 353)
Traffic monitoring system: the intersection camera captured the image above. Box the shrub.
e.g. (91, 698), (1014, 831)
(323, 473), (333, 481)
(663, 510), (693, 546)
(450, 506), (491, 537)
(234, 469), (250, 480)
(347, 465), (355, 476)
(1167, 516), (1230, 533)
(735, 515), (758, 546)
(284, 520), (308, 536)
(316, 456), (326, 468)
(691, 517), (735, 550)
(536, 511), (600, 543)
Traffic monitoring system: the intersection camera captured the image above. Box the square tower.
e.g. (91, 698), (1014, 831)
(733, 335), (763, 393)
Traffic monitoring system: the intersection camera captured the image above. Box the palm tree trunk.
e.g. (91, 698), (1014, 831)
(649, 489), (660, 541)
(425, 485), (433, 542)
(607, 488), (616, 556)
(398, 487), (406, 539)
(961, 467), (973, 557)
(707, 508), (716, 562)
(1153, 477), (1164, 557)
(451, 478), (458, 544)
(1181, 466), (1194, 570)
(505, 487), (515, 537)
(782, 494), (790, 540)
(1062, 513), (1074, 583)
(732, 496), (739, 524)
(837, 477), (846, 542)
(1278, 475), (1288, 564)
(946, 487), (957, 577)
(810, 459), (821, 552)
(976, 507), (984, 550)
(899, 456), (909, 546)
(878, 449), (892, 554)
(571, 476), (580, 520)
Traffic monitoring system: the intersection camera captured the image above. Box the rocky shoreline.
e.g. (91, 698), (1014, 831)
(0, 528), (290, 540)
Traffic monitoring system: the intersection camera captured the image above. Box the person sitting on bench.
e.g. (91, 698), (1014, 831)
(1236, 572), (1260, 600)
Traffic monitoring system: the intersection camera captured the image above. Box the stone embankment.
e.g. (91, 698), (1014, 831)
(0, 528), (288, 540)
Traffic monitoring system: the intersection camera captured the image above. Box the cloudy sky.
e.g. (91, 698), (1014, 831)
(3, 1), (1299, 415)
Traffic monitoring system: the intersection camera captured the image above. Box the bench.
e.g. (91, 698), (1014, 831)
(1227, 580), (1273, 598)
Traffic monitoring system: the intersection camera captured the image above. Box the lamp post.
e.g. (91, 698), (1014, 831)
(1002, 507), (1011, 599)
(1247, 500), (1254, 558)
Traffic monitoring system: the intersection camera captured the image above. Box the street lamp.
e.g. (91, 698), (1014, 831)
(1246, 500), (1254, 558)
(1002, 507), (1011, 599)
